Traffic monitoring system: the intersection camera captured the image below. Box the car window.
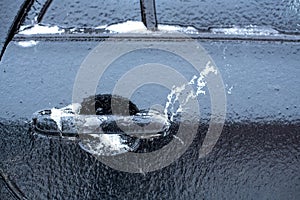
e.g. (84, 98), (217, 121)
(156, 0), (300, 33)
(22, 0), (300, 34)
(23, 0), (141, 28)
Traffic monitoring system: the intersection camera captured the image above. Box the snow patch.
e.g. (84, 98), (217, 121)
(19, 24), (65, 35)
(105, 20), (199, 34)
(211, 25), (279, 36)
(15, 40), (39, 47)
(106, 21), (148, 33)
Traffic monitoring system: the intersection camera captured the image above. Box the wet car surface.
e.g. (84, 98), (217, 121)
(0, 0), (300, 199)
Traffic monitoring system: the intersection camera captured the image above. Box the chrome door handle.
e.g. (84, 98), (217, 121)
(32, 105), (170, 139)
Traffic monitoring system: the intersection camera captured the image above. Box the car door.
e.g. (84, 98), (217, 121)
(1, 0), (300, 199)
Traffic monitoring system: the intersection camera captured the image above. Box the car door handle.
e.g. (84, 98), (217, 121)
(32, 104), (170, 139)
